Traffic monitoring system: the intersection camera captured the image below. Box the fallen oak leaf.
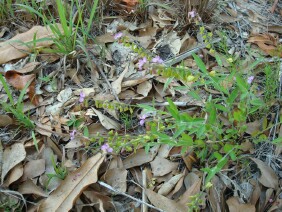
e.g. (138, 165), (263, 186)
(39, 153), (104, 212)
(4, 70), (40, 105)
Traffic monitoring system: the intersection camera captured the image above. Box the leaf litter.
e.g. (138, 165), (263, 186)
(0, 0), (282, 211)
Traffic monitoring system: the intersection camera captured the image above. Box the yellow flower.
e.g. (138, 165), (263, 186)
(209, 70), (216, 76)
(209, 49), (215, 54)
(205, 182), (213, 188)
(227, 58), (233, 63)
(187, 75), (195, 81)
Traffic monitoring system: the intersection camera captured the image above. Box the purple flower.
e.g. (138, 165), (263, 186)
(114, 32), (123, 40)
(247, 76), (254, 84)
(188, 10), (196, 18)
(79, 91), (85, 103)
(152, 56), (164, 64)
(138, 57), (147, 70)
(70, 130), (76, 140)
(101, 143), (113, 153)
(139, 114), (147, 126)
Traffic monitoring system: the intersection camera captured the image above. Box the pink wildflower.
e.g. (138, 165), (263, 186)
(247, 76), (254, 84)
(79, 91), (85, 103)
(101, 143), (113, 153)
(70, 130), (76, 140)
(138, 57), (147, 70)
(139, 114), (147, 126)
(188, 10), (196, 18)
(152, 56), (164, 64)
(114, 32), (123, 40)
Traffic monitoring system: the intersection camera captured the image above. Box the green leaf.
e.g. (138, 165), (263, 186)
(192, 53), (208, 74)
(235, 75), (248, 93)
(166, 98), (179, 120)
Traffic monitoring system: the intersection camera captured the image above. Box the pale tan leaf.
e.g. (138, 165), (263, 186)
(0, 114), (13, 127)
(102, 168), (128, 193)
(15, 62), (40, 74)
(178, 177), (201, 205)
(123, 149), (156, 169)
(39, 153), (104, 212)
(111, 67), (128, 95)
(146, 189), (186, 212)
(251, 158), (278, 188)
(83, 190), (114, 211)
(136, 80), (152, 97)
(226, 197), (255, 212)
(0, 25), (63, 64)
(3, 163), (23, 187)
(158, 174), (183, 196)
(22, 159), (45, 181)
(150, 156), (178, 177)
(65, 138), (83, 149)
(18, 179), (48, 197)
(92, 108), (121, 130)
(1, 143), (26, 184)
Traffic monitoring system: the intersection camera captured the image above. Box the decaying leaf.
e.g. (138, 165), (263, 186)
(1, 143), (26, 184)
(18, 179), (48, 197)
(0, 25), (64, 64)
(39, 153), (104, 212)
(251, 158), (278, 189)
(92, 108), (121, 130)
(22, 159), (45, 181)
(158, 174), (183, 196)
(102, 168), (128, 193)
(150, 156), (178, 177)
(226, 197), (255, 212)
(146, 189), (186, 212)
(0, 114), (13, 127)
(123, 149), (156, 169)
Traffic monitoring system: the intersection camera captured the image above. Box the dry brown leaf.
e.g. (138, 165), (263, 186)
(158, 174), (183, 196)
(146, 189), (186, 212)
(3, 163), (23, 187)
(102, 168), (128, 193)
(136, 80), (152, 97)
(15, 62), (40, 74)
(83, 190), (114, 211)
(65, 138), (84, 149)
(121, 75), (154, 87)
(1, 143), (26, 184)
(0, 25), (63, 64)
(4, 70), (39, 105)
(39, 153), (104, 212)
(123, 149), (156, 169)
(226, 197), (256, 212)
(0, 114), (13, 127)
(251, 158), (278, 189)
(178, 177), (201, 205)
(150, 156), (178, 177)
(111, 67), (128, 95)
(22, 159), (45, 181)
(92, 108), (121, 130)
(18, 179), (48, 197)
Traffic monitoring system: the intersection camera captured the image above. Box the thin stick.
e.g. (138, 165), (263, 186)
(97, 181), (164, 212)
(142, 169), (148, 212)
(164, 38), (221, 67)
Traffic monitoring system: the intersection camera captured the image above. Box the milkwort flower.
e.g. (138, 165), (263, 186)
(247, 76), (254, 84)
(139, 114), (147, 126)
(188, 10), (197, 18)
(138, 57), (147, 70)
(101, 143), (113, 153)
(79, 91), (85, 103)
(70, 130), (76, 140)
(152, 56), (164, 64)
(114, 32), (123, 40)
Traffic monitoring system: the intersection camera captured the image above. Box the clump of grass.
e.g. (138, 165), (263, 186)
(17, 0), (99, 55)
(0, 74), (34, 129)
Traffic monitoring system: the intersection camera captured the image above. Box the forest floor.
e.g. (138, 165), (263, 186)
(0, 0), (282, 211)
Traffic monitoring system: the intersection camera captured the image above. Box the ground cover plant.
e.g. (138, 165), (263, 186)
(0, 0), (282, 211)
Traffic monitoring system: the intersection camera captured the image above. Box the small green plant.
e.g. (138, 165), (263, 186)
(17, 0), (99, 55)
(46, 155), (68, 187)
(0, 74), (34, 129)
